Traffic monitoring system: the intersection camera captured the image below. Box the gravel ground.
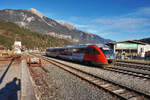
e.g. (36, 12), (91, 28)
(46, 57), (150, 96)
(29, 67), (57, 100)
(30, 61), (118, 100)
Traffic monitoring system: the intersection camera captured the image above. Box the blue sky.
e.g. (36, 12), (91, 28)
(1, 0), (150, 41)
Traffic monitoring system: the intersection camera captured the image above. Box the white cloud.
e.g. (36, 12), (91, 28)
(92, 7), (150, 34)
(68, 16), (81, 21)
(125, 7), (150, 17)
(94, 17), (150, 30)
(56, 7), (150, 40)
(73, 24), (90, 28)
(85, 29), (98, 33)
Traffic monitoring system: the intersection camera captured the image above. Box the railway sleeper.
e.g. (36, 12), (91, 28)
(128, 96), (144, 100)
(94, 81), (106, 85)
(113, 89), (126, 94)
(120, 92), (137, 99)
(92, 79), (102, 83)
(116, 62), (150, 70)
(105, 86), (118, 91)
(100, 84), (112, 88)
(32, 54), (150, 100)
(85, 77), (96, 81)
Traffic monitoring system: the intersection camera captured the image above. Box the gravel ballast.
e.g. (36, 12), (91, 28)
(30, 61), (118, 100)
(46, 57), (150, 96)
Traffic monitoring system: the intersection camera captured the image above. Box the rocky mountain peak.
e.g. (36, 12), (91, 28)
(2, 9), (15, 14)
(0, 8), (112, 44)
(57, 21), (76, 30)
(81, 30), (91, 35)
(28, 8), (43, 18)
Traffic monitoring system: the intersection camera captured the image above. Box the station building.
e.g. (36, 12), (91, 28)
(107, 40), (150, 59)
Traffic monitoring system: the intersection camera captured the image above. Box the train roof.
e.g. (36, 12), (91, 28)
(47, 45), (87, 50)
(46, 44), (110, 50)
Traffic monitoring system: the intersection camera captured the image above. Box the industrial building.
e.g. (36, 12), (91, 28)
(107, 40), (150, 59)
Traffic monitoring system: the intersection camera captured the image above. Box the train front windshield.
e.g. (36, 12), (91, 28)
(100, 48), (114, 59)
(103, 49), (113, 55)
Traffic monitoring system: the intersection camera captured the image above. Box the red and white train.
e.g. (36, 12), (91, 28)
(46, 45), (115, 66)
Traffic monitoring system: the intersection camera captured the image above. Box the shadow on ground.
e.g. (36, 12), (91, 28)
(0, 59), (14, 84)
(0, 77), (21, 100)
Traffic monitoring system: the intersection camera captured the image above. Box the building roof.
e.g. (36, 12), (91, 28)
(107, 40), (148, 45)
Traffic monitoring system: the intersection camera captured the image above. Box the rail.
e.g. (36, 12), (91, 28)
(30, 53), (150, 100)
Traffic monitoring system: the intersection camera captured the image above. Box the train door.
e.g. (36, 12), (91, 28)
(67, 48), (73, 60)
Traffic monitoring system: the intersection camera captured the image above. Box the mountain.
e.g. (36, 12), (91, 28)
(0, 20), (71, 49)
(0, 8), (112, 44)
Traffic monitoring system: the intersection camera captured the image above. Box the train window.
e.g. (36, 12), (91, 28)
(86, 47), (100, 55)
(79, 48), (86, 53)
(64, 49), (69, 55)
(85, 48), (90, 54)
(94, 49), (100, 54)
(46, 49), (49, 52)
(72, 48), (86, 54)
(72, 48), (79, 53)
(47, 49), (52, 52)
(100, 48), (113, 55)
(50, 49), (57, 54)
(60, 49), (65, 55)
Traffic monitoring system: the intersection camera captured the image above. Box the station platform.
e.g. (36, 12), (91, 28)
(0, 59), (36, 100)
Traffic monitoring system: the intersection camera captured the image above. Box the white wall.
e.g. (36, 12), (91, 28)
(138, 44), (150, 57)
(14, 41), (21, 47)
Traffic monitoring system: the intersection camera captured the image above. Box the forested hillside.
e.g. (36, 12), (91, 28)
(0, 20), (72, 49)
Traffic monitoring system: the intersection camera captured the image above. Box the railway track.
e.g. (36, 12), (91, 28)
(29, 66), (51, 98)
(104, 66), (150, 79)
(25, 54), (52, 100)
(116, 60), (150, 65)
(104, 60), (150, 80)
(115, 61), (150, 71)
(30, 53), (150, 100)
